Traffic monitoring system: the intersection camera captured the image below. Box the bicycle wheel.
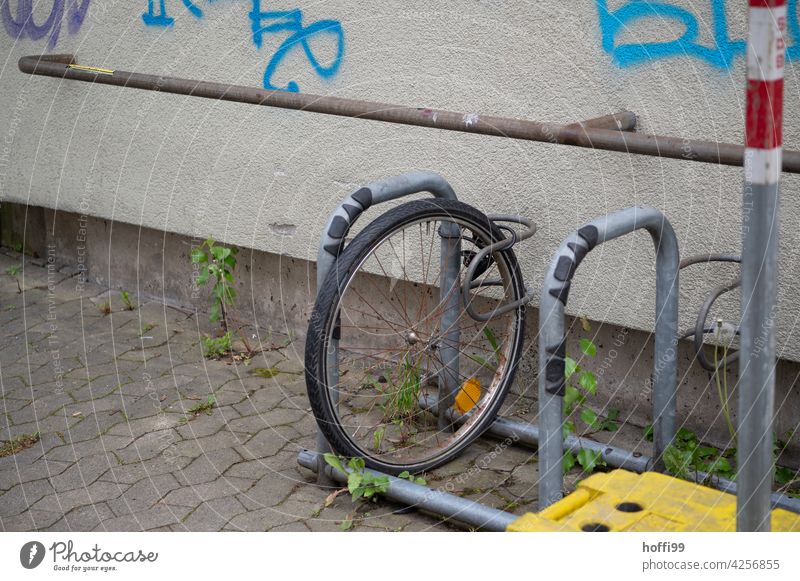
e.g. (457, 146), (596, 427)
(306, 198), (527, 474)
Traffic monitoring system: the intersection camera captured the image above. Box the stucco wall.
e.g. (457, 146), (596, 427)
(2, 1), (800, 360)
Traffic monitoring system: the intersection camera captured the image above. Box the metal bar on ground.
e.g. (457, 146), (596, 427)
(17, 54), (800, 173)
(737, 0), (787, 533)
(418, 394), (652, 472)
(297, 450), (516, 531)
(418, 394), (800, 513)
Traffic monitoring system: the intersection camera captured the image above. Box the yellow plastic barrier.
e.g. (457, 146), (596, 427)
(508, 470), (800, 532)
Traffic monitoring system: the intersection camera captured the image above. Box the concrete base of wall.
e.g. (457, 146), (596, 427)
(3, 201), (799, 468)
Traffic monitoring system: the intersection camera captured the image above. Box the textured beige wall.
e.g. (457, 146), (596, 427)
(2, 1), (800, 360)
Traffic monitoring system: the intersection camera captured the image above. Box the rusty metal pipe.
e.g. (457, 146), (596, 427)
(18, 54), (800, 173)
(572, 111), (637, 132)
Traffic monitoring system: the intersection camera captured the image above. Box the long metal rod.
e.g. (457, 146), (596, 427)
(419, 394), (800, 513)
(737, 0), (786, 532)
(438, 225), (462, 428)
(297, 450), (516, 531)
(538, 207), (680, 509)
(17, 54), (800, 173)
(572, 111), (637, 132)
(419, 394), (652, 472)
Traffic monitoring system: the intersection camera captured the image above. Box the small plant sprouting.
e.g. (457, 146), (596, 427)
(5, 264), (22, 293)
(323, 453), (390, 502)
(379, 354), (422, 423)
(398, 470), (427, 485)
(0, 432), (40, 458)
(468, 327), (503, 371)
(120, 290), (135, 311)
(98, 301), (112, 315)
(192, 238), (238, 332)
(661, 427), (735, 481)
(713, 319), (736, 442)
(658, 428), (799, 498)
(322, 454), (428, 509)
(141, 322), (156, 335)
(202, 332), (233, 359)
(562, 332), (618, 474)
(183, 394), (216, 422)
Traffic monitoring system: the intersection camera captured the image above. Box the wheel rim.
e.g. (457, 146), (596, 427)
(322, 211), (523, 470)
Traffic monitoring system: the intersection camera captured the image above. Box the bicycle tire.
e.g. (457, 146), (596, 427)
(305, 198), (527, 474)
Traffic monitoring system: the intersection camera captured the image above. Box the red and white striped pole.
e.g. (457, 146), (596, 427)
(738, 0), (787, 532)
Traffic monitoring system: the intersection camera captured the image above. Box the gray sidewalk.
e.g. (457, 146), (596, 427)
(0, 250), (550, 532)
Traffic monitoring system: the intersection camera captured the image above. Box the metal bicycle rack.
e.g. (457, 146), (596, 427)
(310, 171), (464, 467)
(536, 206), (680, 508)
(18, 11), (800, 530)
(302, 191), (800, 529)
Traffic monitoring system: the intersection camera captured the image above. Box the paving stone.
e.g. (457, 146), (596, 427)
(44, 436), (134, 464)
(10, 394), (72, 424)
(170, 431), (247, 459)
(49, 453), (118, 492)
(505, 460), (540, 500)
(237, 472), (300, 510)
(258, 448), (309, 473)
(95, 505), (192, 532)
(60, 411), (127, 442)
(0, 459), (71, 490)
(269, 520), (310, 532)
(115, 429), (183, 464)
(101, 455), (192, 485)
(226, 505), (306, 532)
(46, 502), (116, 532)
(30, 479), (129, 513)
(181, 496), (248, 531)
(266, 496), (323, 528)
(0, 508), (63, 531)
(220, 457), (264, 480)
(173, 410), (239, 439)
(69, 376), (130, 402)
(0, 438), (47, 469)
(0, 478), (56, 517)
(306, 513), (353, 532)
(174, 448), (242, 486)
(256, 406), (308, 427)
(63, 393), (139, 416)
(162, 476), (254, 507)
(231, 384), (286, 416)
(106, 473), (182, 515)
(0, 394), (31, 414)
(106, 414), (183, 438)
(238, 427), (297, 459)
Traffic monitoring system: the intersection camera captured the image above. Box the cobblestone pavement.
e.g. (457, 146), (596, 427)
(0, 250), (644, 532)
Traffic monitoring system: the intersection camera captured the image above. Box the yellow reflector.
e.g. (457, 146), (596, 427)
(454, 378), (481, 414)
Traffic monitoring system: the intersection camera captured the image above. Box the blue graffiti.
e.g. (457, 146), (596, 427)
(142, 0), (206, 26)
(596, 0), (800, 69)
(250, 2), (343, 92)
(1, 0), (91, 50)
(141, 1), (344, 93)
